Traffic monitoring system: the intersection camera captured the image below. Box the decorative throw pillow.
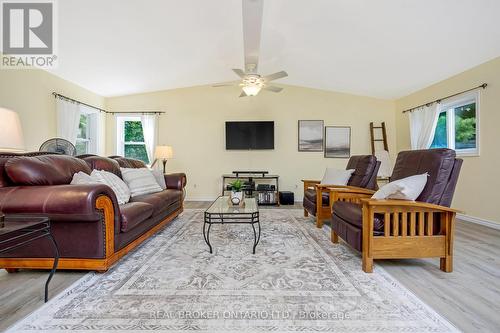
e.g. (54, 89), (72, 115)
(91, 170), (131, 205)
(151, 169), (167, 190)
(70, 171), (99, 185)
(120, 168), (163, 197)
(372, 173), (428, 201)
(320, 168), (355, 185)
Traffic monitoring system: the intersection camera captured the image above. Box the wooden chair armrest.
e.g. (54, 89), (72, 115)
(360, 198), (462, 214)
(328, 187), (376, 195)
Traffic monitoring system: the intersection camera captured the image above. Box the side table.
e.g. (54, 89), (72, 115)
(0, 216), (59, 302)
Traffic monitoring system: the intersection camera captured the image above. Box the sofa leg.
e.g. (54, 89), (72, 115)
(316, 216), (323, 228)
(96, 269), (108, 274)
(5, 268), (19, 273)
(304, 209), (309, 217)
(440, 256), (453, 272)
(362, 255), (373, 273)
(331, 230), (339, 243)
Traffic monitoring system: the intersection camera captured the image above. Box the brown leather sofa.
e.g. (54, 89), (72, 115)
(330, 148), (462, 272)
(0, 152), (186, 272)
(302, 155), (380, 227)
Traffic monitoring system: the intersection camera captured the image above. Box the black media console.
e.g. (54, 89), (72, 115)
(222, 171), (279, 206)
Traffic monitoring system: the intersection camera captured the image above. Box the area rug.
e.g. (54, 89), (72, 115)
(7, 209), (458, 332)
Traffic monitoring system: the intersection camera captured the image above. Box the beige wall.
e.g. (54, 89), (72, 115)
(395, 56), (500, 223)
(0, 68), (105, 151)
(106, 84), (396, 201)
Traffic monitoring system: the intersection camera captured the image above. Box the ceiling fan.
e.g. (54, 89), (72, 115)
(213, 0), (288, 97)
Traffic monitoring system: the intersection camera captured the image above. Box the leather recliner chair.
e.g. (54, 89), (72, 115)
(330, 148), (462, 273)
(302, 155), (381, 228)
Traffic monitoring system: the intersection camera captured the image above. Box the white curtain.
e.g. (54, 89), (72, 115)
(88, 112), (103, 155)
(56, 98), (80, 145)
(140, 114), (158, 164)
(409, 103), (440, 150)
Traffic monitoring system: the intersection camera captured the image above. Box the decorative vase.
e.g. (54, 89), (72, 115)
(230, 191), (244, 205)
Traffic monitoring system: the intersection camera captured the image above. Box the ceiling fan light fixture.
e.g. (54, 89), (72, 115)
(242, 84), (262, 96)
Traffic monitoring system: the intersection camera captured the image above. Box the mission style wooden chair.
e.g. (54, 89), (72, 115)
(329, 149), (463, 273)
(302, 155), (380, 228)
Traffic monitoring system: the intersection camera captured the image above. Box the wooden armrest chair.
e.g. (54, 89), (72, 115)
(302, 155), (380, 228)
(330, 148), (463, 273)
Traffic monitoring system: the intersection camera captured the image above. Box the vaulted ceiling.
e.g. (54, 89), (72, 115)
(50, 0), (500, 99)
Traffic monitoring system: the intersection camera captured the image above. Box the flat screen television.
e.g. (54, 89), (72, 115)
(225, 121), (274, 150)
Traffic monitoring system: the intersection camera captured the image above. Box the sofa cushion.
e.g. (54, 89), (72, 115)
(332, 201), (385, 234)
(5, 155), (91, 186)
(81, 156), (122, 177)
(304, 188), (329, 206)
(113, 157), (146, 169)
(120, 202), (154, 232)
(130, 189), (182, 216)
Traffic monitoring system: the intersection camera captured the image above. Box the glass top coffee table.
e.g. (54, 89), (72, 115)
(203, 196), (260, 254)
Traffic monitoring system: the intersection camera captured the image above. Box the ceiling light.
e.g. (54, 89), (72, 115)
(242, 84), (262, 96)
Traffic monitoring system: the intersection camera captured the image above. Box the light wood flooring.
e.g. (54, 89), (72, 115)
(0, 201), (498, 332)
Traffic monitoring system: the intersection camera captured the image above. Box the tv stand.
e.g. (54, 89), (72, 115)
(222, 171), (279, 206)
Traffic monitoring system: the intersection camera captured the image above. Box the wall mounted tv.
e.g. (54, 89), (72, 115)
(225, 121), (274, 150)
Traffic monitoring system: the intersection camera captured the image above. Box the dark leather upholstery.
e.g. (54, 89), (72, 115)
(5, 155), (91, 186)
(332, 148), (462, 252)
(0, 153), (186, 261)
(120, 202), (154, 232)
(346, 155), (380, 190)
(112, 157), (147, 169)
(81, 156), (122, 177)
(303, 155), (380, 217)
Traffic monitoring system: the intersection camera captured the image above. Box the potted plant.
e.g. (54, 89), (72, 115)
(229, 179), (244, 205)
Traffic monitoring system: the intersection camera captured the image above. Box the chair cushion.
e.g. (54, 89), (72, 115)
(346, 155), (378, 188)
(121, 168), (163, 197)
(332, 201), (385, 233)
(320, 168), (354, 185)
(304, 189), (329, 206)
(130, 189), (182, 216)
(120, 202), (154, 232)
(372, 173), (428, 201)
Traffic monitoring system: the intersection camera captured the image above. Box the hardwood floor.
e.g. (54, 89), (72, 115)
(0, 201), (498, 332)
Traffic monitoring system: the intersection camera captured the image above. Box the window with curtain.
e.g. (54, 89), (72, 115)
(116, 116), (150, 164)
(430, 91), (479, 156)
(56, 98), (102, 155)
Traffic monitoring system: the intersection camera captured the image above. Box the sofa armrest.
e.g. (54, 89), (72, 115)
(164, 173), (187, 191)
(0, 184), (120, 223)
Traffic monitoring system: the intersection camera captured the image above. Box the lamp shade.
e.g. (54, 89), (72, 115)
(0, 108), (25, 152)
(154, 145), (173, 159)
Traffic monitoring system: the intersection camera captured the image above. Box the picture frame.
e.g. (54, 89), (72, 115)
(298, 120), (324, 152)
(324, 126), (351, 158)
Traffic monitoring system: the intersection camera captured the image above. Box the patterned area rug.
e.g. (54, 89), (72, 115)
(8, 209), (458, 332)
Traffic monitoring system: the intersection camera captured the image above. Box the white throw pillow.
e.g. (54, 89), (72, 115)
(91, 170), (131, 205)
(372, 173), (428, 201)
(120, 168), (163, 197)
(320, 168), (355, 185)
(151, 169), (167, 190)
(70, 171), (99, 185)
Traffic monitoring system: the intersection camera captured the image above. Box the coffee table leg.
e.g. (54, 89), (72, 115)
(252, 223), (258, 254)
(45, 233), (59, 302)
(203, 221), (213, 254)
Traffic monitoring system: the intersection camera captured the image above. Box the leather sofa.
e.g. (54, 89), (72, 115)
(302, 155), (380, 227)
(0, 152), (186, 272)
(330, 148), (462, 272)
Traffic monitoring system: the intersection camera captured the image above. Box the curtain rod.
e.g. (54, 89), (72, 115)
(402, 83), (487, 114)
(52, 92), (166, 115)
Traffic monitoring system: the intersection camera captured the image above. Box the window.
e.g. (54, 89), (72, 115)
(76, 113), (90, 155)
(116, 116), (150, 164)
(430, 91), (479, 156)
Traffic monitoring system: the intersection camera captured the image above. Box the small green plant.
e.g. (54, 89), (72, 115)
(229, 179), (243, 192)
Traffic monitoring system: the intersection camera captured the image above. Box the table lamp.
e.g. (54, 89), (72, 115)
(0, 108), (25, 227)
(154, 145), (173, 174)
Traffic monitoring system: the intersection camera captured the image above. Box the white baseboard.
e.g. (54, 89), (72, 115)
(457, 213), (500, 230)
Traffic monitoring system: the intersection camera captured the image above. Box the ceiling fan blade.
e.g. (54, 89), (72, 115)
(263, 71), (288, 82)
(242, 0), (264, 73)
(239, 90), (248, 97)
(264, 86), (283, 93)
(212, 81), (240, 87)
(232, 69), (246, 78)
